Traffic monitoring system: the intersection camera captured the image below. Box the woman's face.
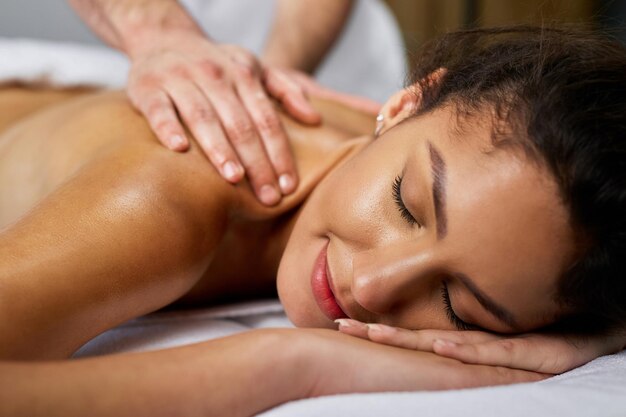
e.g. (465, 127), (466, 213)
(277, 103), (577, 334)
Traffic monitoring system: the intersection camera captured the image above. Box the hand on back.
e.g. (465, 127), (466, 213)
(126, 30), (322, 205)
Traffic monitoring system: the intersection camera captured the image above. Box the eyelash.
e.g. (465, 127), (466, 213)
(392, 175), (419, 226)
(441, 283), (475, 331)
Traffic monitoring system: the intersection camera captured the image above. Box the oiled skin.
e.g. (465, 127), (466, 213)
(0, 87), (374, 360)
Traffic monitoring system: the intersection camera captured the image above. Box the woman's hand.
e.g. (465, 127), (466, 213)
(291, 328), (547, 398)
(126, 30), (322, 205)
(335, 319), (626, 375)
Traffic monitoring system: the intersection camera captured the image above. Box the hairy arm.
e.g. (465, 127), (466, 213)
(67, 0), (203, 55)
(262, 0), (354, 73)
(67, 0), (321, 205)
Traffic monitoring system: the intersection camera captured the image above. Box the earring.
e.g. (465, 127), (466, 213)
(374, 113), (384, 137)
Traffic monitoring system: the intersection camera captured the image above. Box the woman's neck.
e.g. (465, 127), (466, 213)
(174, 101), (374, 307)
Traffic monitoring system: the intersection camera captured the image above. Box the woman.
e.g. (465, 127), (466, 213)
(0, 26), (625, 416)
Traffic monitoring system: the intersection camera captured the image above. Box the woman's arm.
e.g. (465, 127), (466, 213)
(0, 330), (305, 417)
(0, 328), (545, 417)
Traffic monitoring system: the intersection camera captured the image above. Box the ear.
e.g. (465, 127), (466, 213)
(376, 68), (446, 136)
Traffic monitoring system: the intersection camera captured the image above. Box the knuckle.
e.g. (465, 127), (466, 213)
(537, 356), (556, 373)
(239, 49), (255, 64)
(154, 119), (178, 134)
(194, 137), (229, 164)
(188, 106), (215, 125)
(230, 46), (255, 65)
(206, 149), (230, 166)
(225, 119), (256, 144)
(136, 73), (162, 89)
(145, 100), (168, 120)
(496, 339), (516, 353)
(373, 330), (397, 344)
(256, 111), (282, 136)
(235, 61), (255, 81)
(168, 64), (191, 79)
(493, 365), (513, 381)
(198, 59), (225, 81)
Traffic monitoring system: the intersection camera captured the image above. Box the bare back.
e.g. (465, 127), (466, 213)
(0, 87), (373, 358)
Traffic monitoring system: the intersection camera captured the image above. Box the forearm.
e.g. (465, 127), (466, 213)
(262, 0), (354, 72)
(67, 0), (204, 56)
(0, 329), (308, 417)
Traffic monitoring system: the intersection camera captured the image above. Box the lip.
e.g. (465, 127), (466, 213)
(310, 242), (348, 321)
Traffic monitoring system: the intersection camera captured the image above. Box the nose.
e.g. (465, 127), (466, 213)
(351, 240), (440, 314)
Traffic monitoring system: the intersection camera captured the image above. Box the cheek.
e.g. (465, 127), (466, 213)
(319, 146), (399, 246)
(277, 140), (404, 327)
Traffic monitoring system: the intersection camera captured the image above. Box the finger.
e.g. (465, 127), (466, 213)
(364, 325), (496, 351)
(199, 78), (281, 205)
(335, 319), (369, 339)
(166, 80), (245, 183)
(288, 70), (383, 115)
(129, 87), (190, 151)
(264, 67), (321, 125)
(432, 337), (565, 373)
(343, 321), (499, 351)
(234, 65), (298, 195)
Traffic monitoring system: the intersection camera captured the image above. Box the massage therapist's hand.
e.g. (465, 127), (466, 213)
(290, 328), (546, 398)
(336, 319), (626, 375)
(265, 67), (382, 116)
(126, 31), (322, 205)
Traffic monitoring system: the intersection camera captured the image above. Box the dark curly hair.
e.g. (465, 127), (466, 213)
(408, 25), (626, 334)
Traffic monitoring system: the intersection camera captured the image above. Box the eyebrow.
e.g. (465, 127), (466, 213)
(426, 141), (519, 331)
(427, 141), (447, 239)
(454, 273), (520, 330)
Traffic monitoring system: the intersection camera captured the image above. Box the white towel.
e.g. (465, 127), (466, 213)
(0, 38), (128, 88)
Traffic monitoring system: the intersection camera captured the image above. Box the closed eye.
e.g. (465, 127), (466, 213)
(392, 175), (419, 227)
(441, 282), (479, 331)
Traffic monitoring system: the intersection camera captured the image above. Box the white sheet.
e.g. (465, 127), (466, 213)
(74, 300), (626, 417)
(3, 37), (626, 417)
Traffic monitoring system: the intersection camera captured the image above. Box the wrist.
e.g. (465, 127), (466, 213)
(103, 0), (205, 57)
(257, 328), (320, 401)
(124, 27), (207, 58)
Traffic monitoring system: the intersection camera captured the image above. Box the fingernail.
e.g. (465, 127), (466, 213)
(334, 319), (353, 328)
(223, 161), (242, 181)
(433, 339), (458, 349)
(334, 318), (367, 329)
(366, 323), (396, 334)
(259, 184), (280, 205)
(170, 135), (186, 149)
(278, 174), (295, 194)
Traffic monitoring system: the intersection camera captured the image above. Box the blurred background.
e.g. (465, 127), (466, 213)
(0, 0), (624, 94)
(2, 0), (624, 50)
(385, 0), (626, 57)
